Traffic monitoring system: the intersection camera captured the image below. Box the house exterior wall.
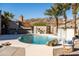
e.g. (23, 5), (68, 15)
(58, 28), (74, 44)
(8, 21), (32, 34)
(8, 21), (18, 29)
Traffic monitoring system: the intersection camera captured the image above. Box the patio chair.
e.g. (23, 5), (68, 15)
(72, 36), (79, 51)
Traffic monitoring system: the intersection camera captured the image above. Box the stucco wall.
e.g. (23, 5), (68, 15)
(58, 28), (74, 44)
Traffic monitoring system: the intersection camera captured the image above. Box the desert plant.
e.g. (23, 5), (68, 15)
(33, 22), (48, 26)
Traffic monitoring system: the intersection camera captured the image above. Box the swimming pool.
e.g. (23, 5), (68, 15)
(19, 34), (58, 45)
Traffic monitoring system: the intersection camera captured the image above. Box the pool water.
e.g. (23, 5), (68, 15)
(19, 34), (57, 44)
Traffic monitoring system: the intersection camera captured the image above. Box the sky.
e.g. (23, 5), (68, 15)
(0, 3), (74, 21)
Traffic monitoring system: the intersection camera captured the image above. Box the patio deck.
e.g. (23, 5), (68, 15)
(60, 50), (79, 56)
(0, 46), (25, 56)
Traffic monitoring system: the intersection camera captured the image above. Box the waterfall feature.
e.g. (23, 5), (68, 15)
(33, 26), (47, 34)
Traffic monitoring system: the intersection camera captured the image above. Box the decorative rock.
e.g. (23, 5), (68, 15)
(48, 39), (58, 46)
(2, 42), (11, 46)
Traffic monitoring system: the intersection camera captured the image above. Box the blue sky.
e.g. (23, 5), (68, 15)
(0, 3), (74, 21)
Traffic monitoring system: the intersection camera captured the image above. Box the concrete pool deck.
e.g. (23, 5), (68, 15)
(0, 34), (74, 56)
(0, 39), (63, 56)
(0, 46), (25, 56)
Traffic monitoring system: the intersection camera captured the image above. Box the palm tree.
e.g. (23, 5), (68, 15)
(72, 3), (79, 35)
(44, 8), (53, 20)
(45, 5), (61, 34)
(44, 9), (53, 33)
(57, 4), (71, 46)
(2, 11), (14, 34)
(58, 3), (71, 30)
(51, 4), (71, 52)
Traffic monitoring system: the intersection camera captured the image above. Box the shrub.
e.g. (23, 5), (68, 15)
(33, 22), (48, 26)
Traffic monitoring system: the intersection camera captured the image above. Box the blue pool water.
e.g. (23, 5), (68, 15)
(19, 34), (56, 44)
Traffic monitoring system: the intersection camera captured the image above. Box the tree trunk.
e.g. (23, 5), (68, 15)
(55, 17), (58, 34)
(64, 12), (67, 30)
(63, 12), (67, 49)
(74, 14), (77, 35)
